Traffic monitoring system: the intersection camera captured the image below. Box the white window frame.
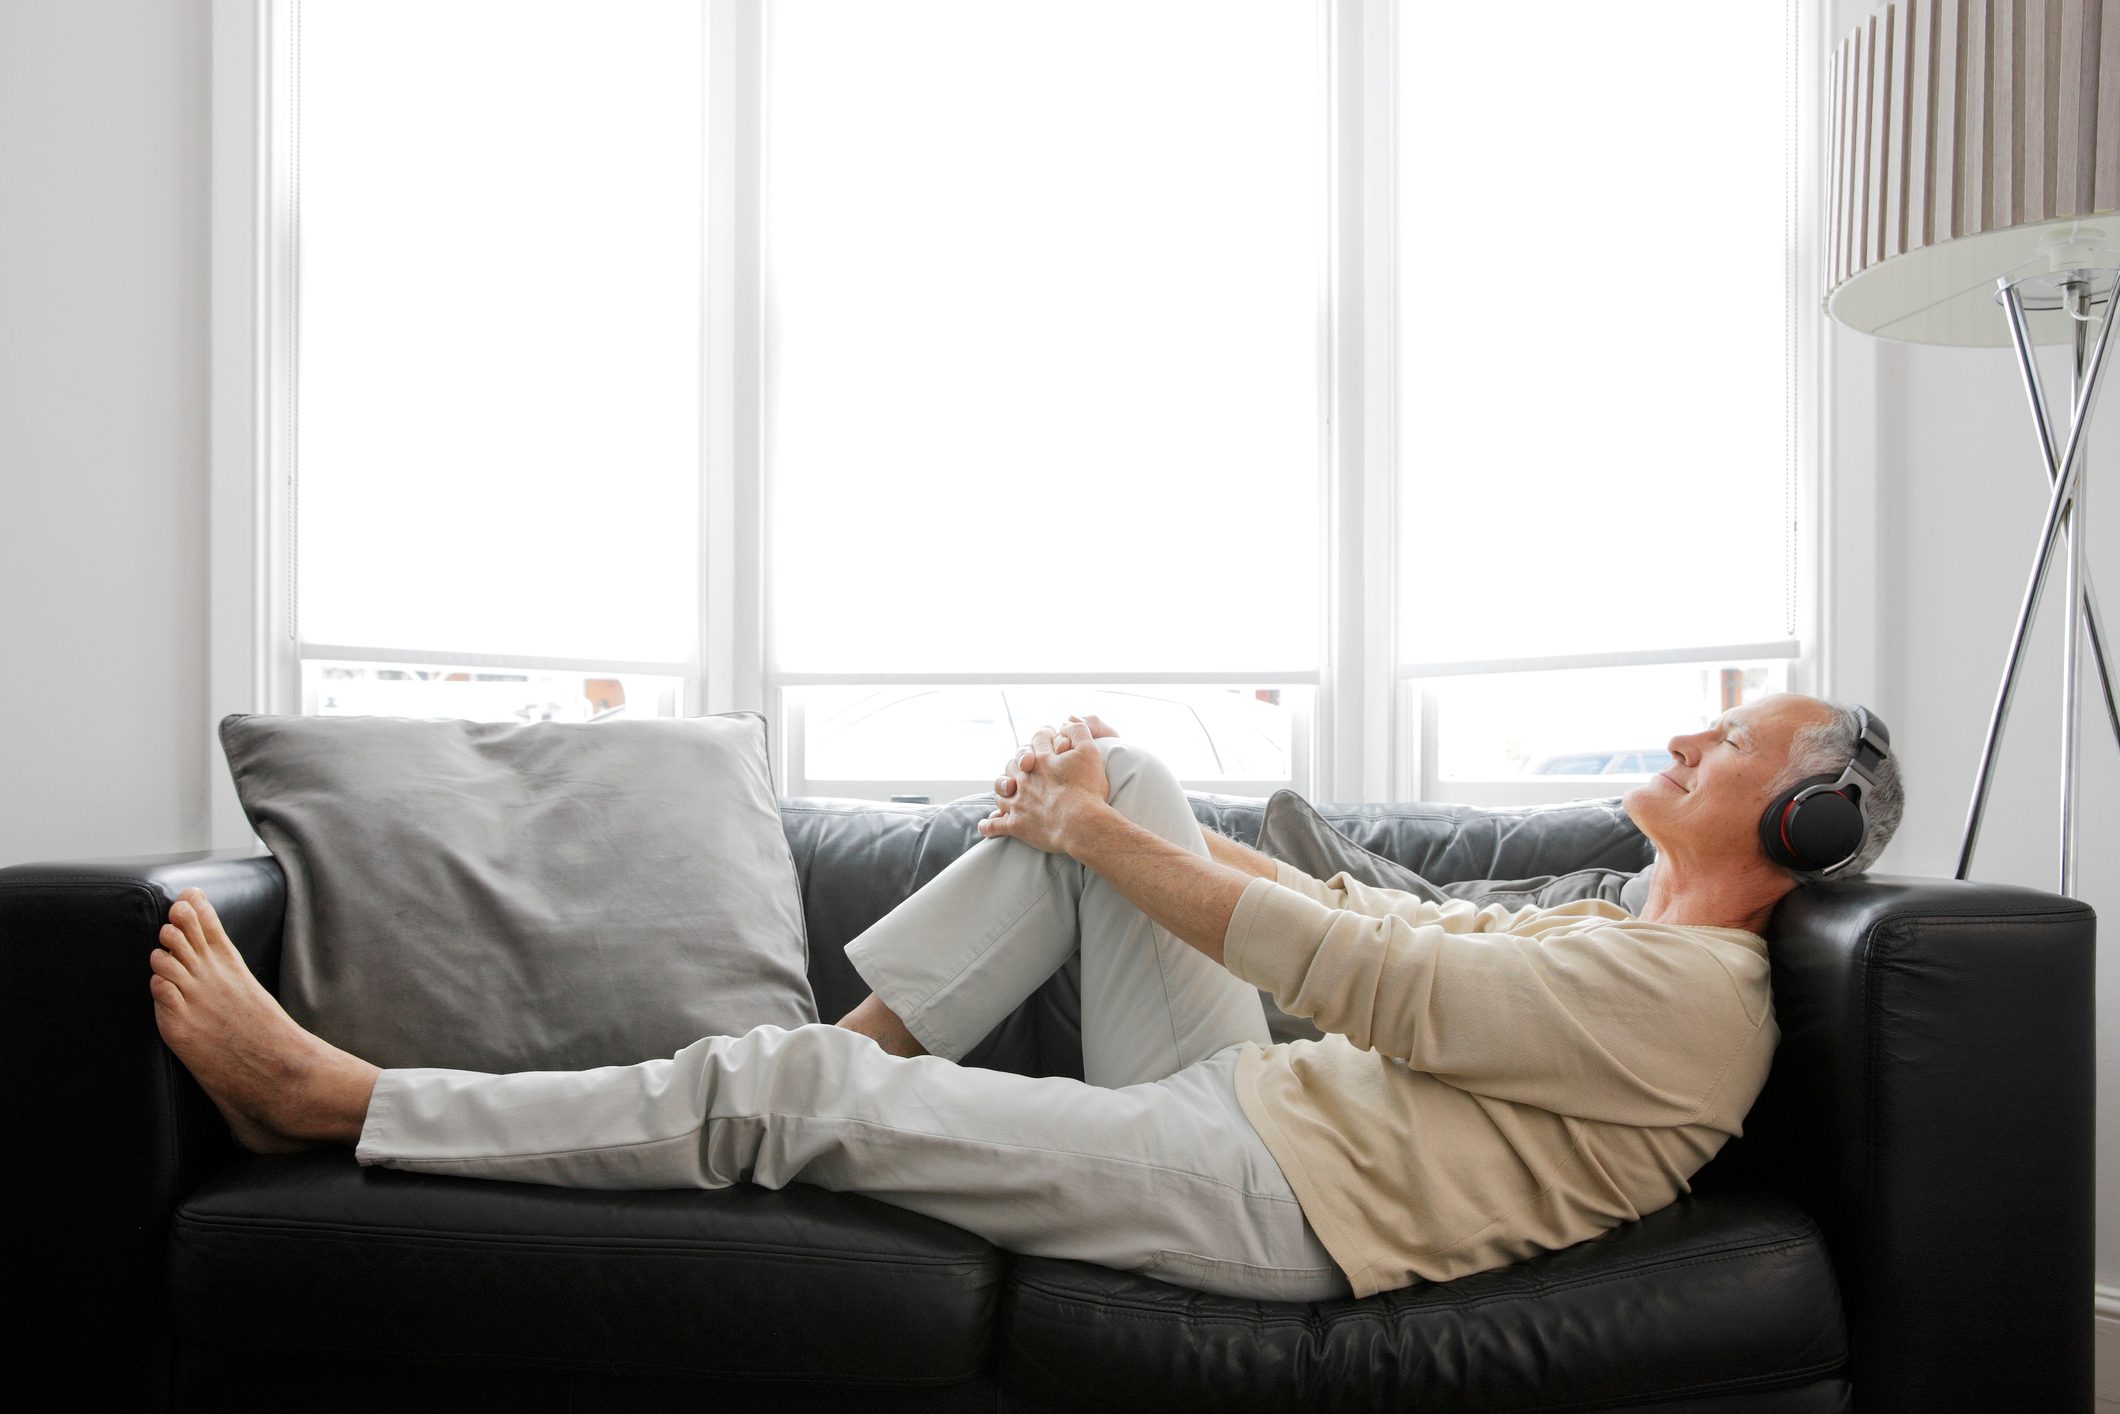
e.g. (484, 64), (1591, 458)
(209, 0), (299, 849)
(1392, 0), (1832, 806)
(755, 1), (1343, 805)
(209, 0), (1829, 844)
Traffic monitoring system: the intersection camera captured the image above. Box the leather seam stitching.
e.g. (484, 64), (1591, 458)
(1011, 1228), (1826, 1323)
(171, 1211), (997, 1269)
(1512, 1358), (1849, 1412)
(174, 1331), (988, 1388)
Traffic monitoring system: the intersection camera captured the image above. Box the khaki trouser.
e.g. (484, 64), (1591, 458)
(355, 739), (1350, 1301)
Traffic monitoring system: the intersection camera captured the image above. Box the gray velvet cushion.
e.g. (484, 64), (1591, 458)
(219, 711), (816, 1073)
(1246, 789), (1652, 1043)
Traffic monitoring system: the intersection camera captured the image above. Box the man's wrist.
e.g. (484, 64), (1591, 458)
(1203, 826), (1279, 880)
(1062, 795), (1129, 868)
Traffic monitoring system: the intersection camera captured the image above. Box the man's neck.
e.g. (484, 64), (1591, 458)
(1633, 859), (1790, 935)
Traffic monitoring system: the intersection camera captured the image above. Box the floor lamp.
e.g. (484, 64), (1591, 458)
(1825, 0), (2120, 896)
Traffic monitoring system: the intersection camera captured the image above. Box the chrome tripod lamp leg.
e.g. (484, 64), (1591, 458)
(2060, 286), (2090, 894)
(1997, 282), (2120, 755)
(1956, 276), (2120, 884)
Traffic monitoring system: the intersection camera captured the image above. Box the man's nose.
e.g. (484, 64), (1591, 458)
(1666, 733), (1700, 765)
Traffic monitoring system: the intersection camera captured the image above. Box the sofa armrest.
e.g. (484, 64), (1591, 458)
(0, 850), (286, 1407)
(1717, 874), (2094, 1412)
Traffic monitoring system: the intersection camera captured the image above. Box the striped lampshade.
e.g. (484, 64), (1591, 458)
(1827, 0), (2120, 345)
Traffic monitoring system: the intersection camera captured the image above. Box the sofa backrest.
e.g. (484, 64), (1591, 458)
(777, 797), (1028, 1056)
(775, 790), (1657, 1078)
(1239, 792), (1657, 882)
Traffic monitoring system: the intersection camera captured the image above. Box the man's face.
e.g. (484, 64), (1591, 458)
(1622, 693), (1837, 868)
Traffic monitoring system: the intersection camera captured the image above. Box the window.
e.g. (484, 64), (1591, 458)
(222, 0), (1819, 821)
(1429, 659), (1788, 779)
(1395, 0), (1803, 792)
(791, 683), (1301, 804)
(288, 0), (704, 719)
(766, 0), (1323, 798)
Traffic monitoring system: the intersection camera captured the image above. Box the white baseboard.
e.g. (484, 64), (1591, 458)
(2095, 1286), (2120, 1402)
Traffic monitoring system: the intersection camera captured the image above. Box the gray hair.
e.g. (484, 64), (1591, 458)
(1767, 701), (1906, 881)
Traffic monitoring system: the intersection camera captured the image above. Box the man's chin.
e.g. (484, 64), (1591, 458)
(1619, 785), (1657, 829)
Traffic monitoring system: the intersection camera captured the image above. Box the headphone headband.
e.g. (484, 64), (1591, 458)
(1846, 707), (1889, 786)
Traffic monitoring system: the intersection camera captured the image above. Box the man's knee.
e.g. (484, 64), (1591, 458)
(1095, 739), (1193, 828)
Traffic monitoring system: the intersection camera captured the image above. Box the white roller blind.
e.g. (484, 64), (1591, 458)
(766, 0), (1323, 677)
(294, 0), (703, 666)
(1395, 1), (1793, 668)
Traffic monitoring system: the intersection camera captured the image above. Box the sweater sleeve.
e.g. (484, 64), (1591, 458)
(1220, 877), (1767, 1126)
(1268, 860), (1518, 927)
(1271, 858), (1342, 905)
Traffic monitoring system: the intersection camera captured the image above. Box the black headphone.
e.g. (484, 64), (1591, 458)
(1757, 706), (1892, 876)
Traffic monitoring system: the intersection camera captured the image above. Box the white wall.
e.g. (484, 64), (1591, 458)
(1824, 0), (2120, 1306)
(0, 0), (213, 868)
(1855, 328), (2120, 1294)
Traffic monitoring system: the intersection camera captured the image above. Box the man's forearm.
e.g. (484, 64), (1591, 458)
(1203, 827), (1280, 881)
(1063, 802), (1255, 967)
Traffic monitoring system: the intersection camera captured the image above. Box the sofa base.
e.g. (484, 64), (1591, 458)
(173, 1345), (999, 1414)
(174, 1345), (1852, 1414)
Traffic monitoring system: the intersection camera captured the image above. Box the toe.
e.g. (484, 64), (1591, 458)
(159, 919), (198, 965)
(149, 945), (190, 983)
(191, 892), (232, 948)
(171, 900), (209, 955)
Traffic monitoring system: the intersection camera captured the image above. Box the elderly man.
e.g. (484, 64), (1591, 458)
(148, 692), (1901, 1302)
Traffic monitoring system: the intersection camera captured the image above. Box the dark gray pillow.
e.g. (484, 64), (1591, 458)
(1243, 789), (1651, 1043)
(220, 711), (816, 1073)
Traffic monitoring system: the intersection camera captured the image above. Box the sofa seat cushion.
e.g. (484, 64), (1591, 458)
(995, 1186), (1845, 1413)
(169, 1150), (1002, 1389)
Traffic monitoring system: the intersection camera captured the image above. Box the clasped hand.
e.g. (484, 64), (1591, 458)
(976, 714), (1118, 856)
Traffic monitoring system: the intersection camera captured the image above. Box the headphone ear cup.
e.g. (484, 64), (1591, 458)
(1758, 784), (1808, 869)
(1758, 777), (1863, 872)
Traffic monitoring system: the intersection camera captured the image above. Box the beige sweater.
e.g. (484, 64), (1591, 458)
(1223, 860), (1777, 1299)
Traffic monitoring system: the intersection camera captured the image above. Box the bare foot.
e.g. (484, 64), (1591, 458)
(149, 887), (379, 1153)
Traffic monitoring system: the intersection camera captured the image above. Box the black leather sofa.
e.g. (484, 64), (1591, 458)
(0, 791), (2094, 1412)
